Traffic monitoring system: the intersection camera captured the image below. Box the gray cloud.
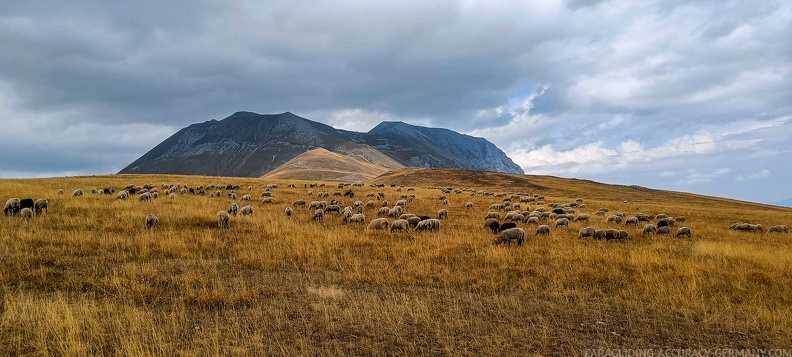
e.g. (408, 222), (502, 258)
(0, 0), (789, 202)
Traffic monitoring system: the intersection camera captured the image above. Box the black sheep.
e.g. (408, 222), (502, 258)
(487, 220), (501, 234)
(498, 222), (517, 233)
(20, 198), (34, 211)
(657, 219), (669, 228)
(418, 215), (431, 221)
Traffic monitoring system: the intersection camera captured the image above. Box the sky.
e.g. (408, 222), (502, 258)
(0, 0), (790, 204)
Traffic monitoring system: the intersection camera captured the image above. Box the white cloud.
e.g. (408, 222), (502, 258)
(735, 169), (771, 181)
(659, 171), (676, 177)
(677, 168), (731, 186)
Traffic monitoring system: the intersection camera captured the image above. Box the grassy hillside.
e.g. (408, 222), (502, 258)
(262, 148), (401, 182)
(0, 171), (790, 355)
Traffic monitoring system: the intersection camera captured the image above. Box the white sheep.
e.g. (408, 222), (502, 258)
(578, 226), (596, 238)
(367, 218), (389, 231)
(240, 205), (254, 216)
(438, 209), (448, 220)
(767, 225), (790, 234)
(33, 199), (48, 215)
(285, 207), (293, 218)
(145, 214), (158, 230)
(73, 189), (84, 197)
(415, 218), (440, 232)
(555, 218), (570, 229)
(20, 207), (33, 221)
(494, 227), (525, 246)
(535, 225), (551, 236)
(390, 219), (409, 233)
(313, 209), (324, 221)
(217, 211), (231, 229)
(675, 227), (691, 238)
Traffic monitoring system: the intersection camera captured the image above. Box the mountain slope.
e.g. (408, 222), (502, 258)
(262, 148), (402, 182)
(119, 111), (523, 177)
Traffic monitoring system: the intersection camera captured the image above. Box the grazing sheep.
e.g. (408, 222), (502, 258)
(348, 213), (366, 223)
(466, 202), (473, 209)
(387, 207), (402, 218)
(414, 218), (440, 232)
(406, 216), (421, 228)
(643, 224), (658, 235)
(625, 217), (639, 226)
(593, 230), (607, 240)
(151, 192), (159, 199)
(604, 229), (620, 240)
(285, 207), (293, 218)
(293, 199), (306, 207)
(499, 222), (517, 232)
(33, 199), (48, 215)
(145, 214), (158, 230)
(169, 193), (176, 199)
(4, 198), (21, 216)
(767, 225), (790, 234)
(656, 219), (669, 228)
(228, 193), (237, 200)
(262, 197), (275, 204)
(217, 211), (231, 229)
(367, 218), (390, 231)
(525, 217), (540, 226)
(655, 214), (668, 220)
(138, 192), (151, 202)
(485, 212), (501, 220)
(313, 209), (324, 222)
(483, 219), (500, 234)
(657, 226), (671, 235)
(325, 205), (341, 215)
(73, 189), (84, 197)
(228, 203), (239, 215)
(555, 218), (570, 229)
(438, 209), (448, 220)
(618, 230), (629, 240)
(578, 226), (596, 238)
(574, 214), (590, 223)
(241, 194), (252, 201)
(494, 228), (526, 246)
(675, 216), (687, 222)
(240, 205), (254, 216)
(390, 219), (410, 233)
(20, 207), (33, 221)
(675, 227), (692, 238)
(606, 215), (624, 224)
(398, 213), (416, 220)
(57, 189), (64, 195)
(535, 225), (551, 236)
(378, 207), (390, 217)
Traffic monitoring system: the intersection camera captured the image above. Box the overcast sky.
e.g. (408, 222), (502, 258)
(1, 0), (790, 204)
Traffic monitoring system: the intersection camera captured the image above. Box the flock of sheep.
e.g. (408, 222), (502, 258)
(3, 181), (790, 245)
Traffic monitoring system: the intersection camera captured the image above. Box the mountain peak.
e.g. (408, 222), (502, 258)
(119, 111), (524, 177)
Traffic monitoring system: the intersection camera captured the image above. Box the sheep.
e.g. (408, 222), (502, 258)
(367, 218), (390, 231)
(33, 199), (48, 215)
(574, 214), (590, 223)
(578, 226), (596, 238)
(593, 230), (607, 240)
(228, 203), (239, 215)
(145, 214), (158, 230)
(643, 224), (658, 235)
(414, 218), (440, 232)
(555, 218), (570, 229)
(325, 205), (341, 215)
(498, 222), (517, 232)
(655, 214), (668, 220)
(73, 189), (84, 197)
(675, 227), (692, 238)
(399, 213), (417, 220)
(466, 202), (473, 209)
(675, 216), (687, 222)
(390, 219), (410, 233)
(657, 219), (669, 228)
(494, 228), (526, 246)
(348, 213), (366, 223)
(535, 225), (551, 236)
(484, 219), (500, 234)
(138, 192), (151, 202)
(4, 198), (21, 216)
(217, 211), (231, 229)
(240, 205), (254, 216)
(241, 194), (252, 201)
(406, 216), (421, 228)
(525, 217), (540, 226)
(485, 212), (501, 221)
(262, 197), (275, 204)
(313, 209), (324, 222)
(438, 209), (448, 220)
(657, 226), (671, 235)
(378, 207), (390, 217)
(57, 189), (64, 195)
(767, 225), (790, 234)
(604, 229), (620, 240)
(387, 207), (402, 218)
(618, 230), (629, 240)
(285, 207), (293, 218)
(625, 217), (639, 226)
(228, 192), (237, 200)
(151, 192), (159, 199)
(20, 207), (33, 221)
(606, 215), (624, 224)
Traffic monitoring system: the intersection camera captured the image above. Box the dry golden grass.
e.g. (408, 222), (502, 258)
(1, 170), (791, 355)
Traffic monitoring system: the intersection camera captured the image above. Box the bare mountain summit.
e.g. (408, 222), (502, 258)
(119, 111), (523, 177)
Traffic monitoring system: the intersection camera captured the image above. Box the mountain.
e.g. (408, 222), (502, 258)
(119, 111), (523, 177)
(769, 199), (792, 208)
(262, 148), (402, 182)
